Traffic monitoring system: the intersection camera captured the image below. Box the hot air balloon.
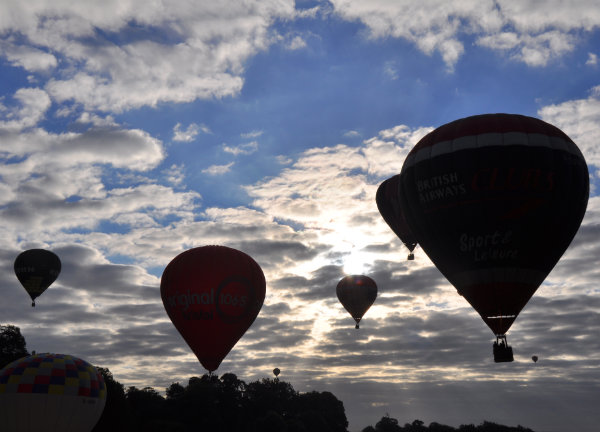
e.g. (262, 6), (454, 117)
(0, 353), (106, 432)
(532, 355), (538, 363)
(273, 368), (280, 378)
(161, 245), (266, 373)
(336, 275), (377, 329)
(397, 114), (589, 362)
(376, 175), (419, 260)
(14, 249), (61, 307)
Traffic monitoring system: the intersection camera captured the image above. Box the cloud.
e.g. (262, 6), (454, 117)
(172, 123), (201, 142)
(0, 88), (51, 130)
(538, 85), (600, 168)
(0, 42), (57, 72)
(201, 162), (235, 175)
(0, 1), (296, 112)
(329, 0), (600, 68)
(223, 141), (259, 156)
(586, 52), (598, 65)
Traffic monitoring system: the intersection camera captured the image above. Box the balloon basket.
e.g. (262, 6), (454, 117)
(407, 253), (415, 260)
(493, 336), (514, 363)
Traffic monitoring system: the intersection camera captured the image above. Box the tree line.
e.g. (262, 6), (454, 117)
(1, 325), (535, 431)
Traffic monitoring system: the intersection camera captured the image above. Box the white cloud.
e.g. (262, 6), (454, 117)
(172, 123), (200, 143)
(0, 1), (296, 112)
(162, 164), (186, 187)
(0, 88), (51, 130)
(1, 42), (57, 71)
(223, 141), (259, 155)
(586, 52), (598, 65)
(202, 161), (235, 175)
(286, 35), (307, 50)
(241, 130), (263, 139)
(538, 85), (600, 168)
(330, 0), (600, 68)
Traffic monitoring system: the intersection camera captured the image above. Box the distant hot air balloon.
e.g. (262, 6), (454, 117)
(0, 353), (106, 432)
(532, 355), (538, 363)
(160, 246), (266, 373)
(336, 275), (377, 329)
(273, 367), (280, 378)
(376, 175), (419, 260)
(397, 114), (589, 362)
(14, 249), (61, 307)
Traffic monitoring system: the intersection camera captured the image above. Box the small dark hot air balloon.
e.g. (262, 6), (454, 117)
(532, 355), (538, 363)
(161, 245), (266, 373)
(14, 249), (61, 307)
(336, 275), (377, 329)
(376, 175), (419, 260)
(397, 113), (589, 362)
(273, 368), (280, 378)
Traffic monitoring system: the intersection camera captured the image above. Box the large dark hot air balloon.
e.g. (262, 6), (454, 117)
(160, 245), (266, 373)
(336, 275), (377, 329)
(14, 249), (61, 307)
(376, 174), (419, 259)
(0, 353), (106, 432)
(397, 114), (589, 362)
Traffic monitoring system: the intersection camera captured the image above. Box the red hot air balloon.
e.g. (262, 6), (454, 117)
(336, 275), (377, 329)
(14, 249), (61, 307)
(376, 175), (419, 260)
(161, 246), (266, 373)
(397, 114), (588, 362)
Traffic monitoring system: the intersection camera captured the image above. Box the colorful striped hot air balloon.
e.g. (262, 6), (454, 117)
(0, 353), (106, 431)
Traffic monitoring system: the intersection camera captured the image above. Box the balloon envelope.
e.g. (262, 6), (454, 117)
(273, 368), (280, 377)
(160, 245), (266, 372)
(14, 249), (61, 306)
(398, 114), (589, 335)
(336, 275), (377, 328)
(0, 353), (106, 432)
(376, 175), (418, 258)
(532, 355), (538, 363)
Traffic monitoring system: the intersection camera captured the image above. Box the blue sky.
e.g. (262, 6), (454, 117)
(1, 1), (600, 431)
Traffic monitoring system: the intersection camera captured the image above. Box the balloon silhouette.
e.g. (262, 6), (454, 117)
(273, 367), (280, 378)
(397, 114), (589, 352)
(336, 275), (377, 329)
(14, 249), (61, 307)
(532, 355), (538, 363)
(376, 174), (419, 259)
(0, 353), (106, 432)
(161, 245), (266, 372)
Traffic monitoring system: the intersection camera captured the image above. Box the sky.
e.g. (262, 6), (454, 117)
(1, 1), (599, 431)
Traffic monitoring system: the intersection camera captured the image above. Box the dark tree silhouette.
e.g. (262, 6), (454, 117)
(376, 414), (403, 432)
(0, 324), (29, 368)
(6, 325), (536, 432)
(93, 367), (131, 431)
